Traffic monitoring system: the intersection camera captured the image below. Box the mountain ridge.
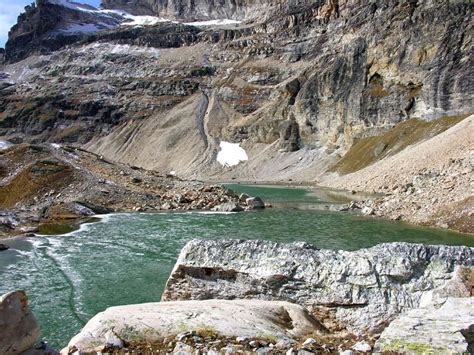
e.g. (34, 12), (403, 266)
(0, 0), (472, 231)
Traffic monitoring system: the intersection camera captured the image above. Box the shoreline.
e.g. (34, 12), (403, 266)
(2, 184), (473, 242)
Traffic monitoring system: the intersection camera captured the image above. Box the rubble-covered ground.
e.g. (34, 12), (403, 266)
(0, 143), (261, 237)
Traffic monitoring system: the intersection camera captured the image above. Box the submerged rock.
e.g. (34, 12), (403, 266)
(63, 299), (322, 353)
(374, 297), (474, 353)
(162, 240), (473, 336)
(0, 290), (40, 355)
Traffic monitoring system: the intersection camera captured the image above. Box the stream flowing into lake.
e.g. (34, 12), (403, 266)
(1, 185), (472, 349)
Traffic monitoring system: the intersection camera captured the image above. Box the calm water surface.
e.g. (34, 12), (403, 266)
(1, 185), (472, 348)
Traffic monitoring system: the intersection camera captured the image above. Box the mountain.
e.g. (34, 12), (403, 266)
(0, 0), (472, 230)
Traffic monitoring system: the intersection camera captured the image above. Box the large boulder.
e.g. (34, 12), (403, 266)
(162, 240), (473, 336)
(0, 290), (39, 355)
(374, 297), (474, 353)
(211, 202), (244, 212)
(245, 196), (265, 209)
(63, 299), (322, 353)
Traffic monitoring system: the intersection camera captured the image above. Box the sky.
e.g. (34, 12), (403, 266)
(0, 0), (101, 47)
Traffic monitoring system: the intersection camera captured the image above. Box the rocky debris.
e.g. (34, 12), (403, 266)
(324, 115), (474, 233)
(0, 290), (40, 355)
(212, 195), (266, 212)
(374, 297), (474, 353)
(162, 240), (473, 338)
(0, 144), (244, 237)
(351, 340), (371, 352)
(62, 299), (323, 354)
(0, 243), (9, 251)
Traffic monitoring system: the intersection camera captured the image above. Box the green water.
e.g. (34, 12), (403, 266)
(0, 185), (472, 349)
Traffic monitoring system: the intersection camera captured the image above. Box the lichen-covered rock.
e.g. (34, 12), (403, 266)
(63, 299), (322, 354)
(0, 290), (39, 355)
(374, 297), (474, 354)
(162, 240), (473, 336)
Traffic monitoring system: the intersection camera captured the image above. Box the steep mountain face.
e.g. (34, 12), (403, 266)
(0, 0), (472, 182)
(101, 0), (272, 19)
(4, 0), (124, 62)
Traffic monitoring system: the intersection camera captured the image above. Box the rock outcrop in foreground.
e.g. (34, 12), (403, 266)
(374, 297), (473, 353)
(64, 299), (321, 353)
(163, 240), (473, 339)
(28, 240), (473, 353)
(0, 290), (39, 355)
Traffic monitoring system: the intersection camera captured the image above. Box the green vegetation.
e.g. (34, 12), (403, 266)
(330, 114), (470, 175)
(383, 339), (448, 354)
(195, 325), (219, 338)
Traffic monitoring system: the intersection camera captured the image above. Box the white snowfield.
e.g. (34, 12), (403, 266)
(45, 0), (241, 33)
(216, 141), (248, 167)
(184, 19), (241, 26)
(121, 15), (170, 26)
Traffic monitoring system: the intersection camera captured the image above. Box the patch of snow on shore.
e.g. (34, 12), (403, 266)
(185, 19), (241, 26)
(216, 141), (248, 167)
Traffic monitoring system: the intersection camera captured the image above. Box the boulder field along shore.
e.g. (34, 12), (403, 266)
(2, 240), (469, 354)
(0, 143), (265, 238)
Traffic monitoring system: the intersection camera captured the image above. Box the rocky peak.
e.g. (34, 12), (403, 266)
(4, 0), (124, 62)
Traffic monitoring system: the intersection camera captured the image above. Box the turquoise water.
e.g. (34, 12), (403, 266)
(0, 185), (472, 349)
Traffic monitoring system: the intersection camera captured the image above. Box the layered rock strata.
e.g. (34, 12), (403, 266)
(162, 240), (474, 337)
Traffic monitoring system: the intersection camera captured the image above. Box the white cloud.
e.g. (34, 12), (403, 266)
(0, 0), (32, 48)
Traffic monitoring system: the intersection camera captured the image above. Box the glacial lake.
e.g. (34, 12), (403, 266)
(1, 185), (473, 349)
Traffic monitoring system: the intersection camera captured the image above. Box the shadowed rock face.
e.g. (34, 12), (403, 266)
(4, 2), (123, 63)
(0, 290), (40, 354)
(162, 240), (474, 336)
(0, 0), (472, 182)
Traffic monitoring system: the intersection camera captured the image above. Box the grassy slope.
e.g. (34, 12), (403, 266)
(330, 115), (470, 175)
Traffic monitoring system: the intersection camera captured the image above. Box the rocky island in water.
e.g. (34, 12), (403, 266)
(0, 0), (473, 353)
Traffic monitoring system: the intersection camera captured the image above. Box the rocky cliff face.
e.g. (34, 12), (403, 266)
(0, 0), (472, 183)
(163, 240), (474, 337)
(101, 0), (271, 19)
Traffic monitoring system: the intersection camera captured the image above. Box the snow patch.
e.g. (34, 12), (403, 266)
(121, 15), (170, 26)
(0, 140), (12, 151)
(216, 141), (248, 167)
(185, 19), (241, 27)
(50, 143), (62, 149)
